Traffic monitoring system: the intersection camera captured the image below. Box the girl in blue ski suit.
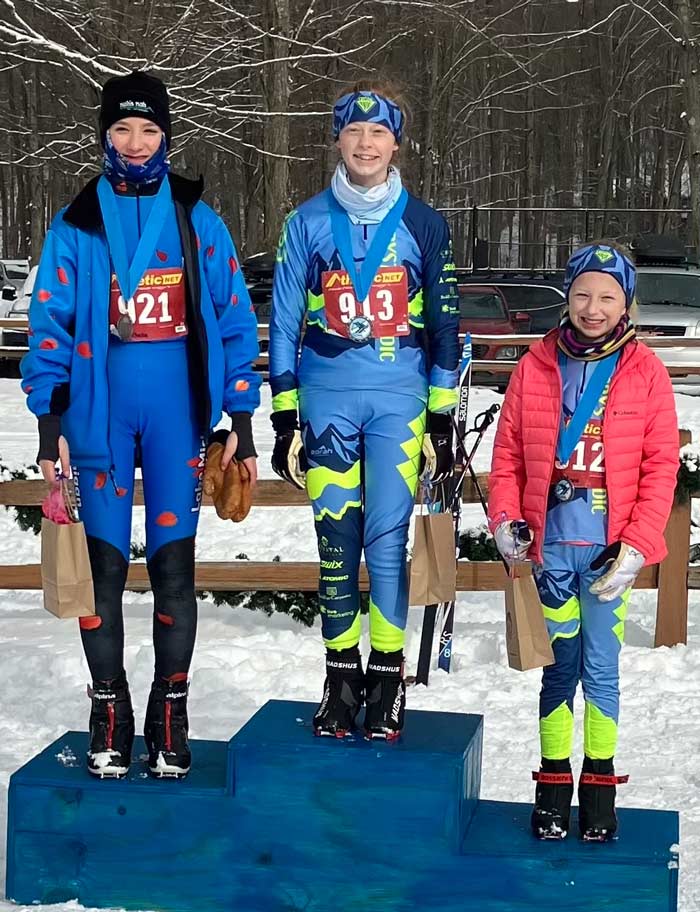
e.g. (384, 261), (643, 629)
(269, 80), (460, 739)
(22, 71), (260, 779)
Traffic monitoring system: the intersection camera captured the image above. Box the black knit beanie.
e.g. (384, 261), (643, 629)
(99, 71), (171, 148)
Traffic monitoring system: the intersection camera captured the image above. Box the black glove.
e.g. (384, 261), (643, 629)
(37, 414), (61, 464)
(271, 410), (307, 490)
(420, 411), (454, 484)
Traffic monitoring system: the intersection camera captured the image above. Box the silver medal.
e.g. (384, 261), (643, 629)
(553, 478), (575, 503)
(348, 316), (372, 342)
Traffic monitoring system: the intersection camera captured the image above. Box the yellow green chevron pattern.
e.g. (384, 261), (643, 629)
(396, 411), (426, 493)
(543, 595), (580, 643)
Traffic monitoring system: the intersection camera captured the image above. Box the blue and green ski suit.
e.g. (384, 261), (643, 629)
(270, 187), (459, 651)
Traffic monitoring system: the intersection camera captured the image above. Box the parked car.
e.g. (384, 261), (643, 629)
(456, 271), (565, 333)
(0, 284), (16, 310)
(458, 284), (532, 389)
(2, 266), (35, 349)
(241, 253), (275, 365)
(631, 235), (700, 378)
(0, 260), (29, 311)
(0, 258), (29, 295)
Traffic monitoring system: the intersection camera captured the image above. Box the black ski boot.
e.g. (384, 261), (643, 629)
(313, 647), (364, 738)
(87, 671), (135, 779)
(144, 677), (191, 778)
(531, 758), (574, 839)
(364, 649), (406, 741)
(578, 756), (628, 841)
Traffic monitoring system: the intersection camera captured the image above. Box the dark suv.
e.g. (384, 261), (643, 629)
(456, 271), (565, 333)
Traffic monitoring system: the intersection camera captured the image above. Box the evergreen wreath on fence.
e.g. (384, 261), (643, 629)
(678, 443), (700, 502)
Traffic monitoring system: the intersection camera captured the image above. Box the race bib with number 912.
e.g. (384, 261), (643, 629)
(109, 267), (187, 342)
(552, 418), (606, 490)
(322, 266), (410, 342)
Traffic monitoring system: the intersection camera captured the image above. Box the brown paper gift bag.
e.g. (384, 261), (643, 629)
(40, 517), (95, 618)
(409, 512), (457, 606)
(504, 561), (554, 671)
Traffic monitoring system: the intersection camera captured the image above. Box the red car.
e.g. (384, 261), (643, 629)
(458, 284), (532, 389)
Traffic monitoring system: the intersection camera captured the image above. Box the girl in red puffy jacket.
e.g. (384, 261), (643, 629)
(488, 242), (678, 842)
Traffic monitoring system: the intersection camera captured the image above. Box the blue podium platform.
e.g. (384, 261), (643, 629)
(6, 700), (679, 912)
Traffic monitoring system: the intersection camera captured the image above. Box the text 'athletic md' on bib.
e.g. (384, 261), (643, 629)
(109, 267), (187, 342)
(322, 266), (410, 342)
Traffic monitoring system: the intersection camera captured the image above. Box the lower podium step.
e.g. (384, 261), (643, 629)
(461, 800), (679, 912)
(5, 699), (678, 912)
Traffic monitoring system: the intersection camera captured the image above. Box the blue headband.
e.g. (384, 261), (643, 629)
(332, 92), (405, 143)
(564, 244), (636, 309)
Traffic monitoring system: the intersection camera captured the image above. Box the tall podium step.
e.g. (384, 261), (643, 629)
(5, 699), (678, 912)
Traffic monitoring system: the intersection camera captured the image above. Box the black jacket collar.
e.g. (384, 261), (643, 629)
(63, 172), (205, 232)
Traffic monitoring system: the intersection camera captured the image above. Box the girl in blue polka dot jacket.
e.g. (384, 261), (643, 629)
(22, 71), (260, 780)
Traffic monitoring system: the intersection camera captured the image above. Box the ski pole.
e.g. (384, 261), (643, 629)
(436, 403), (501, 673)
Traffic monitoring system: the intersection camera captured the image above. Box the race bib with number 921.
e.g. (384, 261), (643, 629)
(109, 267), (187, 342)
(322, 266), (410, 342)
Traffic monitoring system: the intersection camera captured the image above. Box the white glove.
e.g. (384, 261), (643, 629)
(493, 520), (532, 562)
(589, 542), (645, 602)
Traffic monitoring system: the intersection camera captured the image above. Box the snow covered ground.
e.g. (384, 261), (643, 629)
(0, 378), (698, 911)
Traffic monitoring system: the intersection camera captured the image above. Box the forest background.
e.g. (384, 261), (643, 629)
(1, 0), (700, 269)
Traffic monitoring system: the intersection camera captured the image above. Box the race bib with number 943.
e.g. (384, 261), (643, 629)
(322, 266), (410, 342)
(109, 267), (187, 342)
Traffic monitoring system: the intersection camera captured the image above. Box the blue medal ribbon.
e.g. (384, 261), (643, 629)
(327, 187), (408, 303)
(556, 350), (619, 465)
(96, 175), (173, 303)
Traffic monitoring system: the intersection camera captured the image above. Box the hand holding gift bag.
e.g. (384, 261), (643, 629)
(495, 520), (554, 672)
(40, 477), (95, 619)
(503, 560), (554, 672)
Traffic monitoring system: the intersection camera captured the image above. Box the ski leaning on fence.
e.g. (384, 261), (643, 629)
(437, 334), (473, 673)
(413, 335), (471, 687)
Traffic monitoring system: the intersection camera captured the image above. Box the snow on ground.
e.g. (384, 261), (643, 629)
(0, 378), (698, 911)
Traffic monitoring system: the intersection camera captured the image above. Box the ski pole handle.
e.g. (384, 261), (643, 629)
(473, 403), (500, 434)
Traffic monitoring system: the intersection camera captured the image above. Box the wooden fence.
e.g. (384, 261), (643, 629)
(0, 462), (695, 650)
(1, 322), (700, 377)
(0, 322), (696, 649)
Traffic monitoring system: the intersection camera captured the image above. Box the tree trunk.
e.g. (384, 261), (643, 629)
(678, 0), (700, 254)
(23, 65), (44, 261)
(420, 28), (440, 204)
(261, 0), (290, 251)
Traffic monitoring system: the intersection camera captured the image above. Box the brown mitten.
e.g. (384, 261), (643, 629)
(231, 459), (252, 522)
(203, 442), (252, 522)
(210, 458), (240, 520)
(202, 442), (226, 500)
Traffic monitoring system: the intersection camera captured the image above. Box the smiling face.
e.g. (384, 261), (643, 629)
(108, 117), (163, 166)
(567, 271), (627, 341)
(336, 121), (398, 188)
